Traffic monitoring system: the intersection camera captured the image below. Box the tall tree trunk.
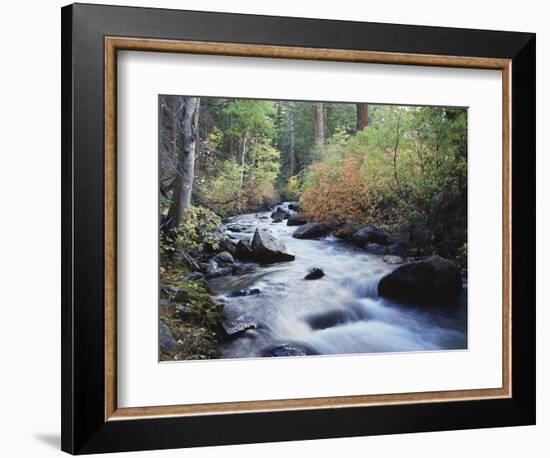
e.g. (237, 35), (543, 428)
(356, 103), (369, 131)
(289, 109), (296, 175)
(166, 97), (200, 231)
(237, 128), (249, 209)
(314, 102), (325, 147)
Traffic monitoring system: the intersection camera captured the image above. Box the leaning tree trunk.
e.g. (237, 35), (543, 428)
(356, 103), (369, 131)
(314, 102), (325, 147)
(166, 97), (200, 231)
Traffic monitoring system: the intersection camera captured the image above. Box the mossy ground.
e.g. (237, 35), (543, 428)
(160, 261), (225, 361)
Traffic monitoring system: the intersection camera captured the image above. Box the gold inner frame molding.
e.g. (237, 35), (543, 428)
(104, 36), (512, 421)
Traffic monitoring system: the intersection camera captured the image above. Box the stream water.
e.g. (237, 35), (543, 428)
(208, 203), (467, 359)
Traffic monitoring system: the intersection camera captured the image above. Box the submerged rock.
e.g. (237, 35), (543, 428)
(260, 343), (316, 357)
(305, 309), (354, 330)
(226, 224), (244, 233)
(292, 222), (329, 239)
(225, 288), (261, 298)
(159, 321), (177, 353)
(286, 213), (308, 226)
(304, 267), (325, 280)
(378, 255), (462, 304)
(351, 225), (389, 246)
(251, 228), (295, 263)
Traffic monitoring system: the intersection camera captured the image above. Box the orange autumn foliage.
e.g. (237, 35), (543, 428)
(300, 156), (373, 224)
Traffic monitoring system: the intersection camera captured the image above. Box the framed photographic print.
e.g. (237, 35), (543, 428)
(61, 3), (536, 454)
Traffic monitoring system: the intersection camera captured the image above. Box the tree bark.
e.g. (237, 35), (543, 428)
(314, 102), (325, 147)
(289, 109), (296, 175)
(356, 103), (369, 131)
(166, 97), (200, 231)
(237, 128), (249, 209)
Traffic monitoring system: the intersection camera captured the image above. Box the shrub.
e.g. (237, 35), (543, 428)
(160, 205), (222, 256)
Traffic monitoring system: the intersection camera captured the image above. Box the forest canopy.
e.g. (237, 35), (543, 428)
(159, 96), (467, 261)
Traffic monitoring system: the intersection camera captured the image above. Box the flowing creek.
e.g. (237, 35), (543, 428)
(208, 203), (467, 359)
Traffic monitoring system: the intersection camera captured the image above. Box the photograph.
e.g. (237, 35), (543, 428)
(158, 96), (469, 361)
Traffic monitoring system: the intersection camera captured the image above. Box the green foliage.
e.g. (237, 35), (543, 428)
(193, 99), (282, 215)
(159, 273), (225, 361)
(300, 105), (467, 256)
(286, 175), (300, 199)
(161, 205), (222, 255)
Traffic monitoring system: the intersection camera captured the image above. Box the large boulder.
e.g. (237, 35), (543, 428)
(251, 228), (295, 263)
(159, 321), (177, 353)
(351, 225), (389, 246)
(292, 222), (329, 239)
(378, 255), (462, 304)
(286, 213), (308, 226)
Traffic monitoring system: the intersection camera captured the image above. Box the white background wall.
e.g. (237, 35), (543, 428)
(0, 0), (545, 456)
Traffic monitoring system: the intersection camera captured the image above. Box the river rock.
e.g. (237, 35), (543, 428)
(159, 321), (177, 353)
(304, 267), (324, 280)
(180, 271), (205, 282)
(225, 288), (261, 298)
(364, 243), (387, 255)
(222, 320), (257, 339)
(174, 289), (190, 303)
(219, 238), (238, 256)
(385, 243), (410, 256)
(205, 260), (233, 279)
(305, 309), (353, 330)
(351, 225), (389, 246)
(260, 343), (315, 357)
(251, 228), (295, 263)
(288, 202), (300, 211)
(271, 206), (290, 221)
(292, 222), (329, 239)
(383, 255), (404, 265)
(234, 240), (253, 260)
(333, 222), (361, 239)
(378, 255), (462, 304)
(226, 224), (244, 233)
(211, 251), (235, 265)
(286, 213), (308, 226)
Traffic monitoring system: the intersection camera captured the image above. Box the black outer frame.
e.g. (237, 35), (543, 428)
(61, 3), (536, 454)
